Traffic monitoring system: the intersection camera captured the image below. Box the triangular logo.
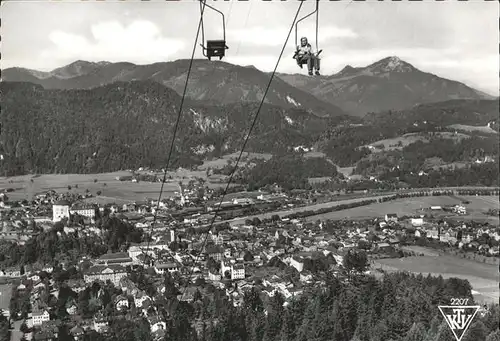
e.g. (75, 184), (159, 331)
(438, 305), (480, 341)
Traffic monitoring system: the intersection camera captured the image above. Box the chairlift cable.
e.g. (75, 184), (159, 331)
(203, 1), (237, 105)
(225, 0), (235, 27)
(218, 2), (248, 104)
(235, 1), (253, 57)
(344, 0), (356, 10)
(315, 0), (319, 52)
(200, 1), (205, 49)
(176, 0), (306, 303)
(142, 0), (209, 267)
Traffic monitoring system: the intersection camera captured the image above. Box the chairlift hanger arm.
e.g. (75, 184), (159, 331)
(199, 0), (228, 54)
(200, 0), (207, 57)
(294, 0), (319, 51)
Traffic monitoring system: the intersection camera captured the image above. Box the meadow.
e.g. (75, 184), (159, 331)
(0, 169), (232, 204)
(373, 254), (499, 304)
(361, 132), (470, 152)
(0, 151), (277, 204)
(228, 194), (389, 224)
(197, 152), (272, 170)
(448, 124), (498, 134)
(337, 166), (355, 178)
(304, 195), (499, 222)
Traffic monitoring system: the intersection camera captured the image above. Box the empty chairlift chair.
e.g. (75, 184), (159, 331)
(199, 1), (229, 61)
(205, 40), (228, 61)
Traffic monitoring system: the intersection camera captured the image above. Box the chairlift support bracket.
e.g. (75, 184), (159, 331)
(199, 0), (229, 61)
(293, 0), (322, 61)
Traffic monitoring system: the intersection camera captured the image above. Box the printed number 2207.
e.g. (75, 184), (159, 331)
(450, 298), (469, 306)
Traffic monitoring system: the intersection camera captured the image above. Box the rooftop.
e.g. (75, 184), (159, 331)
(205, 245), (224, 254)
(86, 264), (127, 274)
(71, 204), (95, 210)
(99, 252), (130, 260)
(54, 200), (71, 206)
(156, 263), (178, 269)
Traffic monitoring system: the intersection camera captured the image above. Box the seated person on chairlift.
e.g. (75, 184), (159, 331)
(295, 37), (320, 76)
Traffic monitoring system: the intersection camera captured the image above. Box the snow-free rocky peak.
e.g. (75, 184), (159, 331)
(367, 56), (416, 74)
(276, 55), (489, 116)
(336, 65), (360, 77)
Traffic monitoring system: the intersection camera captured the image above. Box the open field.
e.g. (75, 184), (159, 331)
(0, 170), (233, 204)
(448, 124), (498, 134)
(420, 157), (472, 171)
(304, 196), (499, 222)
(338, 166), (354, 178)
(197, 152), (272, 170)
(222, 191), (263, 200)
(373, 254), (499, 304)
(447, 195), (500, 224)
(459, 195), (499, 210)
(430, 161), (469, 171)
(303, 151), (326, 158)
(361, 132), (470, 152)
(400, 245), (442, 257)
(2, 170), (497, 219)
(227, 194), (389, 225)
(308, 177), (332, 184)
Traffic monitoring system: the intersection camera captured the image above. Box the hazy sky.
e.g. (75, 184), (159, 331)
(1, 0), (498, 94)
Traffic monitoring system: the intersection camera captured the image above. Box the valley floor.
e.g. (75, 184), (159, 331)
(303, 195), (499, 224)
(373, 252), (499, 304)
(0, 170), (233, 204)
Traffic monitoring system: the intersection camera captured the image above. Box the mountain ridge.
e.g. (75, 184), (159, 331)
(3, 56), (493, 117)
(1, 79), (497, 176)
(1, 59), (345, 118)
(277, 55), (494, 116)
(0, 80), (352, 176)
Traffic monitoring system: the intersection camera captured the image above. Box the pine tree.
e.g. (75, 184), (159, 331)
(264, 292), (285, 341)
(338, 289), (359, 340)
(243, 288), (263, 314)
(405, 322), (427, 341)
(433, 321), (455, 341)
(0, 314), (10, 341)
(367, 282), (385, 322)
(463, 321), (489, 341)
(310, 297), (329, 341)
(486, 329), (500, 341)
(57, 324), (73, 341)
(279, 310), (294, 341)
(294, 298), (317, 341)
(371, 320), (389, 341)
(482, 305), (500, 334)
(246, 311), (266, 341)
(425, 316), (442, 341)
(380, 279), (397, 319)
(353, 303), (371, 341)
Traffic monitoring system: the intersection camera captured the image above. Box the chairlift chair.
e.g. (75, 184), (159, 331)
(205, 40), (228, 61)
(293, 0), (322, 71)
(199, 1), (229, 61)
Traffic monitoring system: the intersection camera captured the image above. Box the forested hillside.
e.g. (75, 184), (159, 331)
(84, 272), (499, 341)
(0, 81), (348, 176)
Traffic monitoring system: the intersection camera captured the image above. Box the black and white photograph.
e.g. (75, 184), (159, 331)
(0, 1), (499, 341)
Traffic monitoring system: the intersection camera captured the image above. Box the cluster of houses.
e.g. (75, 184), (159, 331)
(381, 213), (500, 256)
(429, 204), (467, 215)
(0, 212), (399, 339)
(5, 260), (172, 340)
(0, 186), (499, 340)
